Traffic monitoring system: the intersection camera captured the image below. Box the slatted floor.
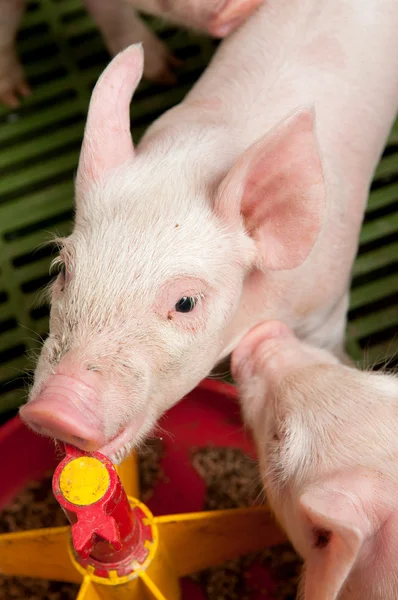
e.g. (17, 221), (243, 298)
(0, 0), (397, 418)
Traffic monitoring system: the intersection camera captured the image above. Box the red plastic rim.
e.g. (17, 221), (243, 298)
(0, 378), (241, 510)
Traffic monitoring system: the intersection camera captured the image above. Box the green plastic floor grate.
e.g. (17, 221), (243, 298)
(0, 0), (397, 416)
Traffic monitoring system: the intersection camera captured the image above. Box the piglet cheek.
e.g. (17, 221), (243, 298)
(231, 352), (254, 384)
(232, 320), (293, 374)
(232, 338), (280, 384)
(242, 386), (269, 431)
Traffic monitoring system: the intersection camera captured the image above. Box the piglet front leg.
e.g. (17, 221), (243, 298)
(127, 0), (265, 38)
(0, 0), (31, 107)
(83, 0), (180, 85)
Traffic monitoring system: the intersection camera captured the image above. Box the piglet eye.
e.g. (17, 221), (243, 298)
(175, 296), (197, 313)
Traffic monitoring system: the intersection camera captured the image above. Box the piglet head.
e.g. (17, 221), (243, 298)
(21, 45), (325, 463)
(233, 321), (398, 599)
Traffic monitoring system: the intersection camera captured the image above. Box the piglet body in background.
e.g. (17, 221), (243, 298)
(232, 321), (398, 600)
(0, 0), (262, 106)
(20, 0), (398, 462)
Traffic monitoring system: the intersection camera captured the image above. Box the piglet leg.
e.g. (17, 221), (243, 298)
(82, 0), (180, 85)
(126, 0), (265, 37)
(0, 0), (31, 108)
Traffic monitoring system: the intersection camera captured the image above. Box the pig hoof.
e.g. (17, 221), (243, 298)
(0, 80), (31, 108)
(208, 0), (265, 38)
(0, 48), (31, 108)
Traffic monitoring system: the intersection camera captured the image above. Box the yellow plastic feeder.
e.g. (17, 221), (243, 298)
(0, 380), (285, 599)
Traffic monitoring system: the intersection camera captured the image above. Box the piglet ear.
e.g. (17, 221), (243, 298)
(215, 108), (325, 270)
(299, 484), (369, 600)
(76, 43), (144, 193)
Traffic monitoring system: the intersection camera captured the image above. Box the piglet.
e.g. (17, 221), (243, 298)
(20, 0), (398, 463)
(232, 320), (398, 600)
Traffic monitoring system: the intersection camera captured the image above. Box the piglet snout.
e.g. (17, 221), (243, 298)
(20, 372), (106, 452)
(231, 320), (293, 380)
